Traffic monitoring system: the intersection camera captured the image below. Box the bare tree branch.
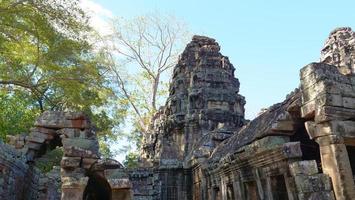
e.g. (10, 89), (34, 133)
(104, 13), (190, 134)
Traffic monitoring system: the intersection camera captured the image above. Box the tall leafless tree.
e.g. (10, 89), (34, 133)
(103, 13), (190, 134)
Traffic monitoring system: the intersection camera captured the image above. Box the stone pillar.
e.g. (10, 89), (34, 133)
(207, 187), (214, 200)
(220, 178), (227, 200)
(201, 177), (207, 200)
(232, 178), (244, 200)
(211, 187), (217, 200)
(61, 177), (88, 200)
(283, 173), (296, 200)
(254, 169), (264, 199)
(316, 135), (355, 200)
(265, 177), (273, 200)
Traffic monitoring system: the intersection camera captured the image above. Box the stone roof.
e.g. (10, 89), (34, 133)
(208, 89), (301, 163)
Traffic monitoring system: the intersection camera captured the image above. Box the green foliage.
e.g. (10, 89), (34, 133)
(123, 151), (139, 169)
(0, 0), (125, 158)
(0, 0), (106, 111)
(0, 89), (39, 140)
(34, 147), (63, 173)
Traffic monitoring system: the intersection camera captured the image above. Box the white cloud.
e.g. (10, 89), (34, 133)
(79, 0), (113, 36)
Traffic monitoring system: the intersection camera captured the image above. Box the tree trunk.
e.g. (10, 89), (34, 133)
(151, 73), (160, 112)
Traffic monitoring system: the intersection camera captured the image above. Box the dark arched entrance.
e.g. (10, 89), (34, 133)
(83, 173), (112, 200)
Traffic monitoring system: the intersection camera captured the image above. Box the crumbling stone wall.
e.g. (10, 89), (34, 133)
(128, 169), (161, 200)
(1, 111), (133, 200)
(0, 140), (28, 200)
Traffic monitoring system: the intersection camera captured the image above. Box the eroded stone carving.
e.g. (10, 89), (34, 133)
(320, 27), (355, 75)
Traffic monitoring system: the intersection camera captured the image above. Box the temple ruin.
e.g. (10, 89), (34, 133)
(1, 27), (355, 200)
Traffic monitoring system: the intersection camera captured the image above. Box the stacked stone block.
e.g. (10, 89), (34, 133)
(128, 169), (161, 200)
(301, 62), (355, 199)
(290, 160), (335, 200)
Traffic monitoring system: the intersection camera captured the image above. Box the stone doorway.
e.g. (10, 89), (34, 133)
(83, 174), (112, 200)
(346, 145), (355, 183)
(291, 122), (321, 164)
(270, 175), (288, 200)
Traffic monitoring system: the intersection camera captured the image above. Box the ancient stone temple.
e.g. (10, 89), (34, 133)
(137, 28), (355, 200)
(1, 27), (355, 200)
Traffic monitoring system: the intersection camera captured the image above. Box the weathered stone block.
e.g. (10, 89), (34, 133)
(315, 106), (355, 123)
(314, 121), (355, 139)
(57, 128), (94, 139)
(63, 146), (99, 158)
(245, 136), (290, 154)
(35, 111), (90, 129)
(81, 158), (97, 169)
(27, 135), (46, 144)
(317, 93), (343, 107)
(30, 127), (57, 136)
(289, 160), (319, 177)
(294, 174), (332, 193)
(62, 138), (99, 154)
(271, 120), (295, 132)
(91, 159), (123, 171)
(298, 191), (335, 200)
(60, 167), (86, 178)
(108, 178), (132, 189)
(282, 142), (302, 158)
(61, 176), (88, 189)
(105, 169), (129, 179)
(301, 100), (316, 119)
(342, 97), (355, 109)
(30, 131), (54, 141)
(61, 157), (81, 169)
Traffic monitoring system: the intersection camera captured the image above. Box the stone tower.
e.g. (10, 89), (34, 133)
(141, 35), (246, 167)
(320, 27), (355, 75)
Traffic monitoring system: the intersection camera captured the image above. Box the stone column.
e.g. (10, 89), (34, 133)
(207, 187), (214, 200)
(265, 177), (273, 200)
(61, 177), (88, 200)
(316, 135), (355, 200)
(254, 169), (264, 199)
(201, 177), (207, 200)
(211, 187), (217, 200)
(283, 173), (296, 200)
(220, 178), (227, 200)
(232, 178), (244, 200)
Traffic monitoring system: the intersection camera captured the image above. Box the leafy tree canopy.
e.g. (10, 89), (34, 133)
(0, 0), (121, 157)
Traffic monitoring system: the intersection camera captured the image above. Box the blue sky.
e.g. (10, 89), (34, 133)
(91, 0), (355, 119)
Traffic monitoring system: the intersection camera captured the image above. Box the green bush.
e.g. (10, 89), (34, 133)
(34, 147), (64, 173)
